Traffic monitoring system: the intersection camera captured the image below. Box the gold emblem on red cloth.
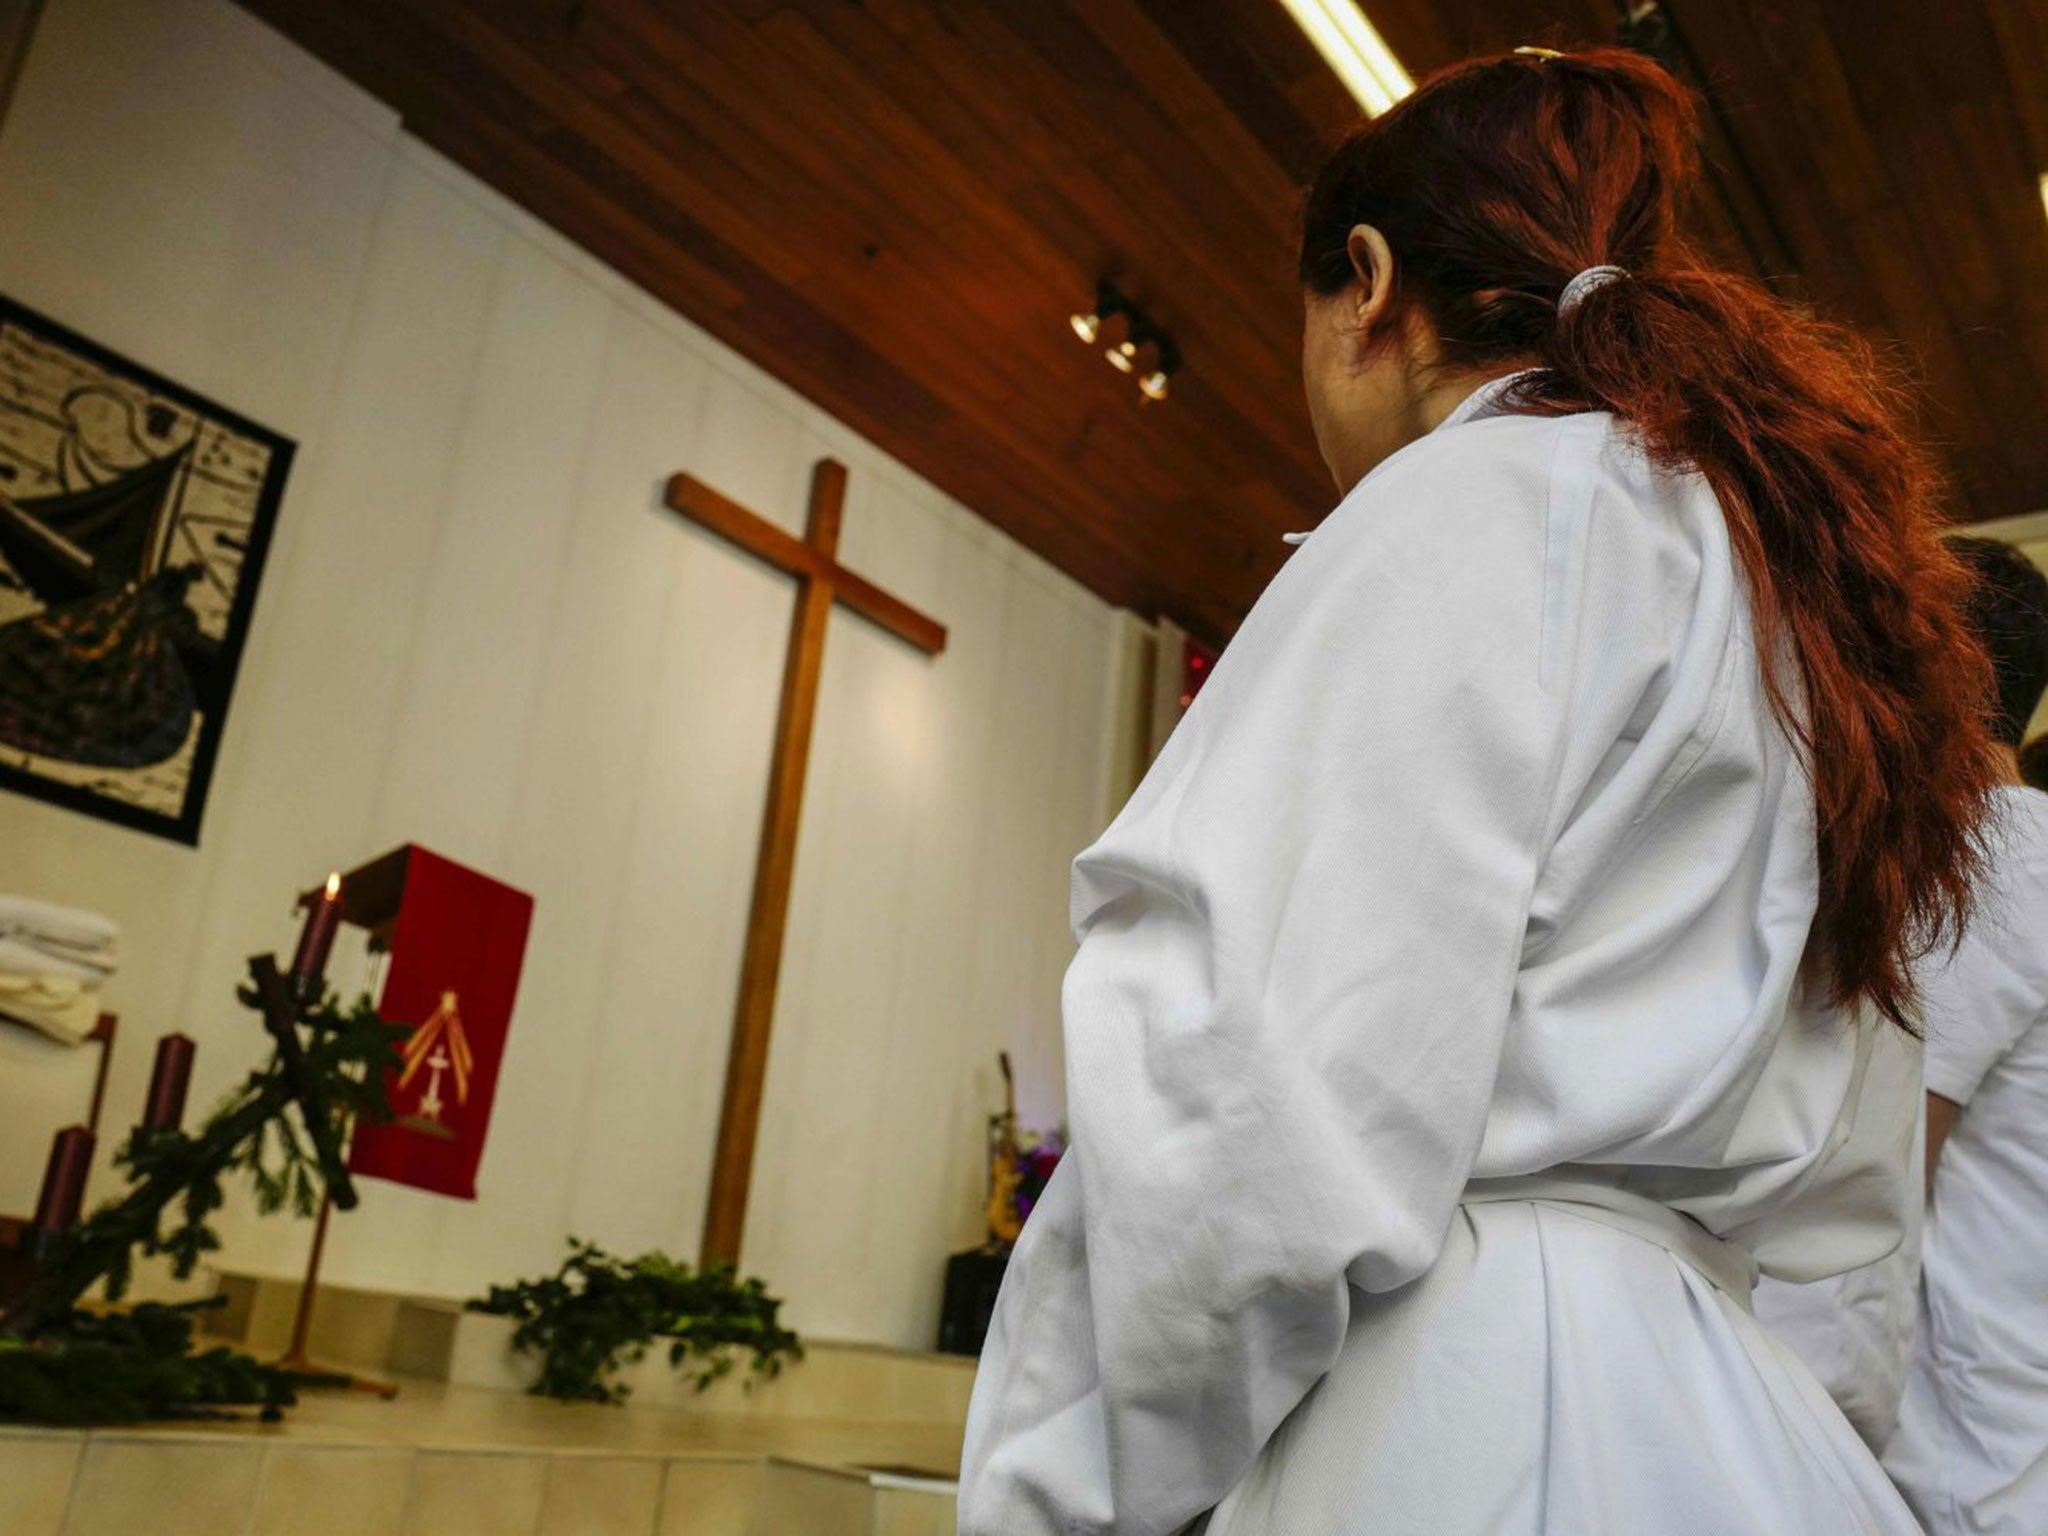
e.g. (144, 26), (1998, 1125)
(396, 989), (472, 1125)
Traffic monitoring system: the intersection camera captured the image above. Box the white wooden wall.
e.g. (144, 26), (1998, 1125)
(0, 0), (1127, 1347)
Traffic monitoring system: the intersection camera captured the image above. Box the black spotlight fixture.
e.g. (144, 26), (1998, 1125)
(1068, 279), (1182, 403)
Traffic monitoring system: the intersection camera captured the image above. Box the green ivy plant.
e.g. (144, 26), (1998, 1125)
(469, 1239), (803, 1404)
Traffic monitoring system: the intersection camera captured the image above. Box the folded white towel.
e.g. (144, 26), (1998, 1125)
(0, 894), (120, 968)
(0, 968), (101, 1044)
(0, 936), (113, 984)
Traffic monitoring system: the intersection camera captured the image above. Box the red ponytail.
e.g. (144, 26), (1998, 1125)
(1300, 48), (1995, 1030)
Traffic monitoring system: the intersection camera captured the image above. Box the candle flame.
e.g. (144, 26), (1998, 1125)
(324, 872), (341, 899)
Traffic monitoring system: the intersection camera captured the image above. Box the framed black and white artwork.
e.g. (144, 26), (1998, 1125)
(0, 294), (293, 845)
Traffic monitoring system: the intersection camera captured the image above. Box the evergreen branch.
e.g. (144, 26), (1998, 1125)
(468, 1239), (804, 1404)
(6, 991), (404, 1337)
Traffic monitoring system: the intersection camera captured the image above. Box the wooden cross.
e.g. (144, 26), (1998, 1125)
(664, 459), (946, 1267)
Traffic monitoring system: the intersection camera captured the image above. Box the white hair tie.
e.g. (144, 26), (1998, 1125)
(1558, 264), (1628, 315)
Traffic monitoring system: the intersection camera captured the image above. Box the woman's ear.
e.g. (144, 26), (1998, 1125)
(1344, 224), (1397, 336)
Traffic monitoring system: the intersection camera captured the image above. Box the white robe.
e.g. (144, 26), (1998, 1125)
(957, 378), (1922, 1536)
(1885, 785), (2048, 1534)
(1751, 1096), (1924, 1453)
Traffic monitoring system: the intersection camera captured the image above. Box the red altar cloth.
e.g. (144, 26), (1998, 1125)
(346, 847), (533, 1200)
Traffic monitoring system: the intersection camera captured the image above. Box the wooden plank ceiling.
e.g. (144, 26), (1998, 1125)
(238, 0), (2048, 643)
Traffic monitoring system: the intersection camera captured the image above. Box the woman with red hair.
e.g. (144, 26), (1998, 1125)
(958, 45), (1994, 1536)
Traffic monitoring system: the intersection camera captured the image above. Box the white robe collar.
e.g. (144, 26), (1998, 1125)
(1283, 369), (1540, 547)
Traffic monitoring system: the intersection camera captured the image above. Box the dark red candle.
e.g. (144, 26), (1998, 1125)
(141, 1033), (195, 1132)
(31, 1125), (95, 1233)
(289, 872), (344, 996)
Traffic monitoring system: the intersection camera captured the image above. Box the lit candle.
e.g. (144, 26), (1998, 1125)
(140, 1033), (195, 1132)
(31, 1125), (95, 1233)
(289, 872), (344, 998)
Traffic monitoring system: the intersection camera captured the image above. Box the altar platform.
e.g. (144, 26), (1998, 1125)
(0, 1272), (971, 1536)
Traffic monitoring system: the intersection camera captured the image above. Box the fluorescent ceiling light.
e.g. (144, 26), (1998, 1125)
(1277, 0), (1414, 117)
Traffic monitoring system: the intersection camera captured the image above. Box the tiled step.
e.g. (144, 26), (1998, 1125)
(209, 1269), (468, 1382)
(1, 1269), (971, 1532)
(207, 1269), (976, 1432)
(0, 1424), (959, 1536)
(2, 1269), (972, 1534)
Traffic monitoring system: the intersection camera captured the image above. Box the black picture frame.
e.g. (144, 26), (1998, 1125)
(0, 293), (294, 845)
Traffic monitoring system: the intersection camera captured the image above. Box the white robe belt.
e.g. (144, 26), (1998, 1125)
(1461, 1174), (1760, 1308)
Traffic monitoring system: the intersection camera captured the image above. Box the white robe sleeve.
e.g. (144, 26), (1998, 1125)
(958, 420), (1585, 1536)
(1921, 814), (2048, 1107)
(1750, 1091), (1925, 1452)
